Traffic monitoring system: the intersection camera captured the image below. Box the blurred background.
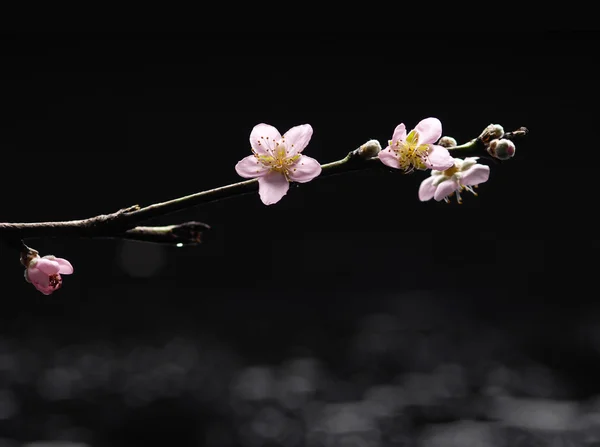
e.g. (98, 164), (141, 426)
(0, 32), (590, 445)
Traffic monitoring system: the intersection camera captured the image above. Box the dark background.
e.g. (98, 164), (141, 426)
(0, 32), (591, 446)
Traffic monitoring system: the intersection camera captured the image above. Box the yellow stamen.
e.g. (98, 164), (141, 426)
(443, 165), (459, 176)
(393, 130), (431, 172)
(256, 145), (300, 179)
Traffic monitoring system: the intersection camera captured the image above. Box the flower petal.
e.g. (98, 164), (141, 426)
(415, 117), (442, 145)
(250, 123), (282, 155)
(257, 171), (290, 205)
(36, 258), (60, 275)
(54, 258), (74, 275)
(460, 157), (479, 170)
(33, 278), (60, 295)
(391, 123), (407, 144)
(418, 176), (437, 201)
(424, 145), (454, 171)
(378, 147), (399, 169)
(287, 155), (322, 183)
(283, 124), (313, 155)
(33, 283), (55, 295)
(460, 164), (490, 186)
(434, 179), (458, 201)
(235, 155), (271, 179)
(27, 267), (50, 287)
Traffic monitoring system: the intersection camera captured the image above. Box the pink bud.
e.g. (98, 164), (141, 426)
(24, 254), (74, 295)
(487, 138), (516, 160)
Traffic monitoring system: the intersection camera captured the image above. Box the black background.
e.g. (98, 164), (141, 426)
(0, 32), (592, 446)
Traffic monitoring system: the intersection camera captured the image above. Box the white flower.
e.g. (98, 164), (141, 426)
(418, 157), (490, 204)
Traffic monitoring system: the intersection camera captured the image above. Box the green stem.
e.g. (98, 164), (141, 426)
(320, 153), (352, 169)
(447, 139), (478, 151)
(120, 151), (373, 224)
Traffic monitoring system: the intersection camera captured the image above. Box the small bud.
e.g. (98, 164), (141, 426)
(478, 124), (505, 145)
(487, 138), (516, 160)
(438, 136), (457, 148)
(356, 139), (381, 158)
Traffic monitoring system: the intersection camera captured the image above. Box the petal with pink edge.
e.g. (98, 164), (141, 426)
(460, 164), (490, 186)
(27, 267), (50, 287)
(287, 155), (322, 183)
(54, 258), (74, 275)
(418, 177), (437, 201)
(283, 124), (313, 155)
(33, 282), (57, 295)
(36, 258), (60, 275)
(424, 145), (454, 171)
(415, 117), (443, 145)
(250, 123), (282, 155)
(257, 171), (290, 205)
(434, 179), (458, 201)
(391, 123), (407, 144)
(378, 147), (399, 169)
(235, 155), (271, 179)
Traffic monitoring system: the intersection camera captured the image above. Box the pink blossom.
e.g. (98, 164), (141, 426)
(235, 123), (322, 205)
(418, 157), (490, 204)
(378, 117), (454, 172)
(25, 254), (73, 295)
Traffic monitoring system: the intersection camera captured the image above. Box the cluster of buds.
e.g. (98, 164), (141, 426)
(478, 124), (516, 160)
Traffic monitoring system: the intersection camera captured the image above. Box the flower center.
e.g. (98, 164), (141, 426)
(256, 142), (301, 177)
(48, 274), (62, 289)
(391, 130), (430, 172)
(442, 165), (459, 177)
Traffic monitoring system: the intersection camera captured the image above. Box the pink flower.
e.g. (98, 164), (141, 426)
(25, 254), (74, 295)
(418, 157), (490, 204)
(378, 117), (454, 172)
(235, 123), (322, 205)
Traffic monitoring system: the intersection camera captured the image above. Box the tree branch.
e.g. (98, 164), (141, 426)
(0, 127), (527, 245)
(118, 222), (211, 246)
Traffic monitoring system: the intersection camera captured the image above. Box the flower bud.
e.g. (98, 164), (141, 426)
(478, 124), (504, 145)
(487, 138), (516, 160)
(438, 136), (457, 148)
(356, 139), (381, 158)
(22, 251), (74, 295)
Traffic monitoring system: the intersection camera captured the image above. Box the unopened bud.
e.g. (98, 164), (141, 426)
(487, 138), (516, 160)
(356, 139), (381, 158)
(438, 136), (457, 148)
(478, 124), (504, 145)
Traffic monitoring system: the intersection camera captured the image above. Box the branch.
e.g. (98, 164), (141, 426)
(447, 126), (529, 154)
(120, 222), (211, 246)
(0, 126), (527, 245)
(116, 148), (383, 225)
(0, 146), (380, 243)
